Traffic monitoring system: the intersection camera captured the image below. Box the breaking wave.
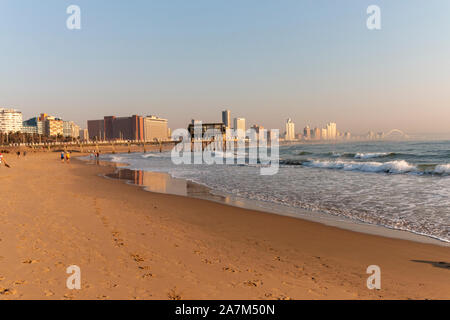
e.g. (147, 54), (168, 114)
(302, 160), (449, 175)
(354, 152), (395, 159)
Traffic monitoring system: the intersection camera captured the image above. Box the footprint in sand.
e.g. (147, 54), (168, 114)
(63, 293), (75, 300)
(244, 280), (263, 287)
(138, 266), (151, 270)
(142, 273), (154, 279)
(264, 293), (291, 300)
(112, 231), (125, 247)
(22, 259), (39, 264)
(0, 288), (17, 296)
(223, 266), (237, 273)
(45, 290), (55, 297)
(131, 254), (145, 263)
(168, 288), (182, 300)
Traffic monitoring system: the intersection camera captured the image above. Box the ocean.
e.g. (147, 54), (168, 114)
(100, 140), (450, 243)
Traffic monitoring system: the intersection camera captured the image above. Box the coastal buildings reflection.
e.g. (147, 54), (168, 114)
(106, 168), (269, 216)
(106, 169), (221, 199)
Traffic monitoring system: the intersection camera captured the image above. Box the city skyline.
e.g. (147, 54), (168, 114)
(0, 106), (433, 142)
(1, 1), (450, 136)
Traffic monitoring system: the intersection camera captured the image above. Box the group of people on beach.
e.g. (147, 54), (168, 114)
(60, 151), (71, 163)
(88, 150), (101, 159)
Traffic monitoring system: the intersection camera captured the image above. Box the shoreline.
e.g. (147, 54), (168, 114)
(0, 151), (448, 299)
(90, 154), (449, 247)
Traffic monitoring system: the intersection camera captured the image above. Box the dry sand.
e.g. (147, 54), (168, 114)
(0, 150), (448, 300)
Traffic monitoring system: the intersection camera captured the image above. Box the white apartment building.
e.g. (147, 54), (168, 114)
(285, 118), (295, 141)
(0, 108), (23, 133)
(63, 121), (80, 138)
(143, 115), (168, 142)
(233, 118), (246, 137)
(326, 122), (337, 140)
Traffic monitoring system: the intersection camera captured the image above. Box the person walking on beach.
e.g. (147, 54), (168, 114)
(65, 152), (71, 164)
(61, 152), (65, 163)
(0, 152), (10, 168)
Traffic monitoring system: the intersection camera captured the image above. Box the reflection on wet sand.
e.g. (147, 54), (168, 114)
(100, 164), (449, 246)
(106, 169), (227, 202)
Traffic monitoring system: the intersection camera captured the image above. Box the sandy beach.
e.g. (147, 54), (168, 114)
(0, 150), (448, 300)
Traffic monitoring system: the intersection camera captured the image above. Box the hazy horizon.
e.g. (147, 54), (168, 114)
(1, 0), (449, 135)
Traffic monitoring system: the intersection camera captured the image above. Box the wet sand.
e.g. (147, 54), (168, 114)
(0, 151), (448, 299)
(105, 167), (449, 246)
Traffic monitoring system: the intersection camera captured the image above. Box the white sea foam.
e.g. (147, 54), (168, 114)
(110, 155), (126, 163)
(354, 152), (390, 159)
(304, 160), (417, 174)
(93, 142), (450, 243)
(434, 164), (450, 174)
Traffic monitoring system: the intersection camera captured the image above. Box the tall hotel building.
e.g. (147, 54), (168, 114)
(143, 116), (169, 142)
(222, 110), (231, 129)
(88, 115), (168, 142)
(104, 115), (144, 141)
(233, 117), (246, 131)
(87, 119), (105, 141)
(22, 117), (44, 135)
(326, 122), (337, 140)
(38, 114), (64, 137)
(0, 108), (23, 133)
(63, 121), (81, 138)
(233, 117), (246, 138)
(303, 125), (311, 140)
(285, 118), (295, 141)
(314, 127), (321, 140)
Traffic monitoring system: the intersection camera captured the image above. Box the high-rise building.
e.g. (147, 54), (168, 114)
(314, 127), (321, 140)
(46, 118), (64, 136)
(250, 124), (266, 141)
(88, 115), (144, 141)
(143, 115), (168, 142)
(285, 118), (295, 141)
(23, 117), (45, 135)
(0, 108), (23, 133)
(233, 118), (246, 135)
(87, 119), (105, 141)
(63, 121), (81, 138)
(321, 128), (328, 140)
(106, 115), (144, 141)
(326, 122), (337, 140)
(79, 129), (89, 141)
(37, 113), (64, 137)
(250, 124), (264, 134)
(222, 110), (231, 129)
(303, 125), (311, 140)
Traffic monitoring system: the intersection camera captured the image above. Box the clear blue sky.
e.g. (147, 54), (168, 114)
(1, 0), (449, 135)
